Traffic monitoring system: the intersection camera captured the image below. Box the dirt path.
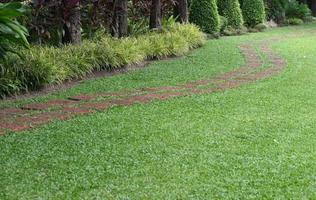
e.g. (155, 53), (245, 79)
(0, 38), (286, 135)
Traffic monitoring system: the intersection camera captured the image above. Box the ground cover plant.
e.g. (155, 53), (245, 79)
(1, 22), (316, 199)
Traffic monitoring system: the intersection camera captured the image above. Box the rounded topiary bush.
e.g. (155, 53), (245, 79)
(241, 0), (266, 27)
(189, 0), (220, 34)
(217, 0), (244, 28)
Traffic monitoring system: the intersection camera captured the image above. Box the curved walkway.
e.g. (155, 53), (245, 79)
(0, 38), (286, 135)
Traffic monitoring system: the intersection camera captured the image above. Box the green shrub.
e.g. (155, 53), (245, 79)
(219, 16), (229, 32)
(285, 1), (311, 21)
(254, 23), (268, 31)
(264, 0), (287, 23)
(189, 0), (220, 34)
(0, 23), (205, 97)
(242, 0), (266, 27)
(217, 0), (244, 28)
(284, 18), (304, 25)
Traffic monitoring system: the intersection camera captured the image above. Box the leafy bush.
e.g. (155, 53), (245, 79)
(284, 18), (304, 25)
(242, 0), (266, 27)
(0, 2), (29, 59)
(189, 0), (220, 34)
(285, 0), (312, 21)
(217, 0), (244, 28)
(254, 23), (268, 31)
(0, 23), (205, 97)
(264, 0), (287, 23)
(219, 16), (229, 32)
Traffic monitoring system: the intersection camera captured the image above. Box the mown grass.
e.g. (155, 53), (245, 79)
(1, 23), (316, 199)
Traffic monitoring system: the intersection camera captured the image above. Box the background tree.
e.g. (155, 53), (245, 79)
(241, 0), (266, 27)
(150, 0), (161, 29)
(173, 0), (188, 23)
(62, 0), (81, 44)
(217, 0), (243, 28)
(189, 0), (220, 34)
(112, 0), (128, 37)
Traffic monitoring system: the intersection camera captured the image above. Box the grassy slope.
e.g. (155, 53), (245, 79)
(1, 23), (316, 199)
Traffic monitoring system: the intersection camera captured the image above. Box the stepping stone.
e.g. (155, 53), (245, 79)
(16, 115), (52, 126)
(0, 122), (31, 132)
(22, 99), (78, 111)
(176, 84), (196, 89)
(40, 111), (72, 121)
(0, 108), (29, 116)
(22, 103), (51, 111)
(80, 102), (111, 110)
(109, 99), (137, 106)
(62, 107), (94, 115)
(144, 92), (187, 100)
(141, 87), (161, 92)
(68, 94), (99, 101)
(188, 80), (212, 86)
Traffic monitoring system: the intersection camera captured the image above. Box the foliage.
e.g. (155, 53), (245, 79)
(254, 23), (268, 31)
(285, 0), (312, 21)
(241, 0), (266, 27)
(128, 18), (148, 36)
(219, 15), (228, 32)
(0, 2), (29, 59)
(264, 0), (287, 23)
(0, 23), (205, 97)
(284, 17), (304, 25)
(217, 0), (244, 28)
(130, 0), (175, 21)
(189, 0), (220, 34)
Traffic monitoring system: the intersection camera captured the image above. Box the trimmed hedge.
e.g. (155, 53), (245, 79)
(0, 24), (205, 97)
(242, 0), (266, 27)
(217, 0), (244, 28)
(189, 0), (220, 34)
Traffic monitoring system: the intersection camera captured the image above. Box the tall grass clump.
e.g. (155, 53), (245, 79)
(0, 23), (205, 97)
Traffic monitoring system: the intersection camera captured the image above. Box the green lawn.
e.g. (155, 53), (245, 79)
(2, 23), (316, 199)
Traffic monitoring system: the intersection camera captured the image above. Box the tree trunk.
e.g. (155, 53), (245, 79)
(173, 0), (188, 23)
(104, 0), (115, 32)
(111, 0), (128, 37)
(62, 0), (81, 44)
(311, 0), (316, 17)
(150, 0), (161, 29)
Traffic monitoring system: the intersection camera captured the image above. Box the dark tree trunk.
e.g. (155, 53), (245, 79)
(62, 0), (81, 44)
(111, 0), (128, 37)
(150, 0), (161, 29)
(173, 0), (188, 23)
(104, 0), (115, 32)
(311, 0), (316, 17)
